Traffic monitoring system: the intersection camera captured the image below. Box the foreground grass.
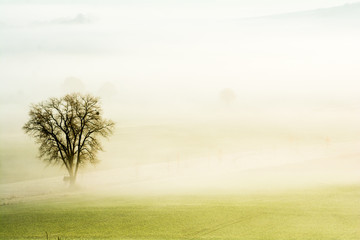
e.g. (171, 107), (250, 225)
(1, 185), (359, 240)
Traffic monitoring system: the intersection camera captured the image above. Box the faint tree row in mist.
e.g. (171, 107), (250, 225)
(62, 77), (118, 100)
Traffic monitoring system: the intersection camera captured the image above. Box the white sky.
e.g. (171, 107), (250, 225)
(0, 0), (359, 108)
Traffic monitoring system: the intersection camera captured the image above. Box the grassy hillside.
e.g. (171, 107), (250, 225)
(1, 185), (359, 240)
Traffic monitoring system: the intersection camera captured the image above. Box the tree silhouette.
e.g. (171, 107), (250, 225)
(219, 88), (236, 105)
(62, 77), (85, 93)
(23, 93), (115, 186)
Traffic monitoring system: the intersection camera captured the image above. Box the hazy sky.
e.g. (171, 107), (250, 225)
(0, 0), (359, 112)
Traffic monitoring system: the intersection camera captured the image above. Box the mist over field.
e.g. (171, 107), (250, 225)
(0, 0), (359, 230)
(1, 1), (360, 239)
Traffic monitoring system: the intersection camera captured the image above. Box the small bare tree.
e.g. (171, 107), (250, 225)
(23, 93), (115, 186)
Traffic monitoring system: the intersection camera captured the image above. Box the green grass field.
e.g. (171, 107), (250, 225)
(1, 185), (359, 240)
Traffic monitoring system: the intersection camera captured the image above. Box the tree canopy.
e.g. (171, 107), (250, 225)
(23, 93), (115, 185)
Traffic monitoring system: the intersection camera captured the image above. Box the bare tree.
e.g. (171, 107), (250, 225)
(23, 93), (115, 186)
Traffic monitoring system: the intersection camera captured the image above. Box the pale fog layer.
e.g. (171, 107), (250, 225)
(0, 0), (359, 199)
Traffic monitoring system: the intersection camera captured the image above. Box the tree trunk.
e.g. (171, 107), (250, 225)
(69, 176), (76, 187)
(67, 168), (77, 188)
